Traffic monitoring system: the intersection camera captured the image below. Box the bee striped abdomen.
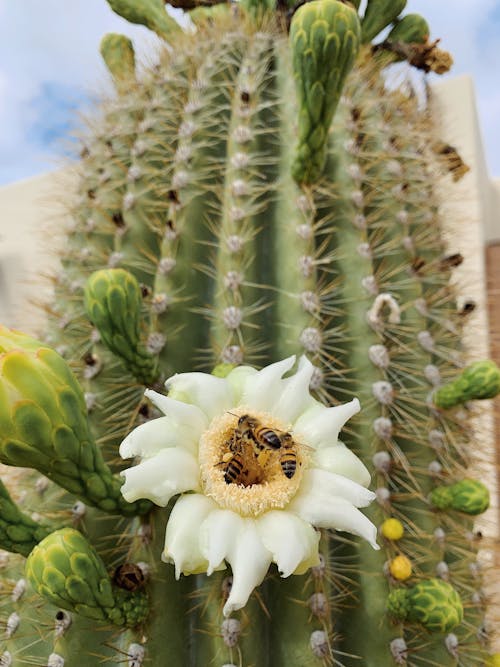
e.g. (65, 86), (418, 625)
(223, 455), (248, 485)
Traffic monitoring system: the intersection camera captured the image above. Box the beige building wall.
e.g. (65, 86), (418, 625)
(0, 170), (69, 332)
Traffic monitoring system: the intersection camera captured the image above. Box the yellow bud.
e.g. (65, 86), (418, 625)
(381, 518), (404, 541)
(389, 555), (412, 581)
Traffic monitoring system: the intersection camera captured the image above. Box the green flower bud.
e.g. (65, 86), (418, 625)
(211, 363), (236, 379)
(387, 579), (463, 633)
(431, 479), (490, 516)
(290, 0), (361, 184)
(433, 360), (500, 409)
(189, 3), (231, 25)
(0, 326), (151, 517)
(100, 34), (136, 94)
(26, 528), (149, 627)
(84, 269), (159, 385)
(105, 0), (180, 39)
(387, 14), (429, 46)
(0, 477), (50, 557)
(361, 0), (407, 44)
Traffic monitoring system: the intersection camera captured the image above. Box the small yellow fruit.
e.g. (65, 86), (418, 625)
(488, 655), (500, 667)
(389, 555), (412, 581)
(381, 518), (404, 541)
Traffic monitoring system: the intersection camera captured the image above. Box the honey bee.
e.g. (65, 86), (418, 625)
(220, 413), (303, 484)
(221, 451), (251, 485)
(235, 414), (282, 451)
(278, 432), (298, 479)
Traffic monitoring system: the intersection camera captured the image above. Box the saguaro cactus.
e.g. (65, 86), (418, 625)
(0, 1), (497, 666)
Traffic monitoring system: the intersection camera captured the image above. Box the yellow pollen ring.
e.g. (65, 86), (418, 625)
(198, 406), (308, 518)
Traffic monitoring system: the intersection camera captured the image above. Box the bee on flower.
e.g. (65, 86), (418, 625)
(119, 355), (379, 617)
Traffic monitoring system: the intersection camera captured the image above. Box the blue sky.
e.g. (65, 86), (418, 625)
(0, 0), (499, 185)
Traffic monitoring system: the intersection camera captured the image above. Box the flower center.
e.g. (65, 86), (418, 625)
(198, 407), (308, 517)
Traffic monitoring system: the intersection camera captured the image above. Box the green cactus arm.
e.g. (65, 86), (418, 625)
(84, 269), (160, 385)
(361, 0), (407, 44)
(100, 33), (136, 94)
(0, 326), (151, 517)
(25, 528), (148, 627)
(0, 477), (51, 557)
(431, 479), (490, 516)
(433, 360), (500, 409)
(290, 0), (361, 184)
(105, 0), (181, 39)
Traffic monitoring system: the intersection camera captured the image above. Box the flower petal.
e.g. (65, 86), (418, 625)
(297, 469), (375, 508)
(164, 372), (234, 421)
(272, 356), (316, 424)
(293, 398), (360, 449)
(162, 494), (219, 578)
(144, 389), (208, 436)
(199, 509), (242, 575)
(199, 511), (272, 616)
(313, 442), (371, 488)
(257, 511), (320, 577)
(288, 473), (379, 549)
(240, 356), (296, 413)
(119, 416), (199, 459)
(225, 365), (258, 402)
(120, 448), (200, 506)
(223, 519), (272, 617)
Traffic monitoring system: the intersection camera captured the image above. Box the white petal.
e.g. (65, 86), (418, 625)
(240, 356), (296, 413)
(163, 494), (219, 578)
(257, 511), (320, 577)
(199, 509), (242, 575)
(144, 390), (208, 436)
(225, 365), (258, 402)
(288, 489), (379, 550)
(164, 372), (234, 421)
(199, 511), (272, 616)
(120, 448), (200, 506)
(272, 356), (316, 424)
(119, 416), (198, 459)
(223, 519), (272, 617)
(296, 469), (375, 508)
(293, 398), (360, 449)
(313, 442), (371, 488)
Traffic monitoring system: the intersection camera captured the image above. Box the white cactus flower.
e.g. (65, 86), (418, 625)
(120, 356), (379, 617)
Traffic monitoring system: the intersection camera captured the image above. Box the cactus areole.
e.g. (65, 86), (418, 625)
(0, 1), (495, 666)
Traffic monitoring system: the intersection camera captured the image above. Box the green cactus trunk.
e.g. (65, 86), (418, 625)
(0, 5), (496, 667)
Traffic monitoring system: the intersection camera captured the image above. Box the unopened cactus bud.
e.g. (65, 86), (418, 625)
(387, 14), (429, 46)
(387, 579), (463, 633)
(26, 528), (149, 627)
(361, 0), (407, 44)
(105, 0), (179, 39)
(290, 0), (361, 183)
(84, 269), (159, 385)
(430, 479), (490, 516)
(0, 326), (150, 517)
(433, 360), (500, 409)
(0, 478), (50, 557)
(100, 34), (136, 93)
